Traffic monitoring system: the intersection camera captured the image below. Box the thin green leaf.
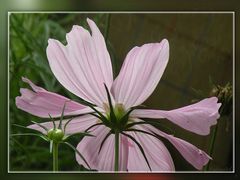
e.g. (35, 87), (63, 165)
(121, 132), (152, 171)
(98, 131), (112, 154)
(120, 105), (145, 127)
(84, 123), (104, 132)
(59, 101), (68, 129)
(125, 121), (149, 129)
(12, 124), (39, 132)
(81, 101), (108, 123)
(104, 83), (116, 123)
(31, 121), (48, 132)
(124, 129), (158, 139)
(89, 113), (111, 127)
(125, 120), (174, 134)
(11, 133), (49, 141)
(63, 142), (91, 169)
(63, 132), (95, 141)
(120, 108), (136, 127)
(63, 117), (74, 134)
(48, 114), (56, 129)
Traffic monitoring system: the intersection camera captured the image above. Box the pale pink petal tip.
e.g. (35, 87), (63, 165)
(143, 124), (212, 170)
(166, 135), (212, 170)
(15, 78), (88, 118)
(132, 97), (221, 135)
(112, 38), (170, 109)
(46, 18), (113, 107)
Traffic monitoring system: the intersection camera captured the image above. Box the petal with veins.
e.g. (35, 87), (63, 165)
(131, 97), (221, 135)
(112, 39), (169, 109)
(15, 77), (91, 118)
(47, 20), (113, 107)
(142, 123), (212, 170)
(76, 125), (129, 171)
(126, 127), (175, 171)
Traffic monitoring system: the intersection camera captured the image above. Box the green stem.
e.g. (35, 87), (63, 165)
(104, 14), (111, 41)
(53, 142), (59, 172)
(114, 130), (119, 171)
(205, 125), (218, 170)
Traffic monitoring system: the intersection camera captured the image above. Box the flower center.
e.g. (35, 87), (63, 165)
(102, 103), (132, 132)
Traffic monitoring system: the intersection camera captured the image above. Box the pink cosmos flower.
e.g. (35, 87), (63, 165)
(16, 18), (221, 172)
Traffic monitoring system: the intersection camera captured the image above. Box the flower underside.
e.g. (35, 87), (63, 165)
(15, 18), (222, 171)
(85, 84), (138, 133)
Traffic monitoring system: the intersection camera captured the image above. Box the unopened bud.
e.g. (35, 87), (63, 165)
(47, 128), (64, 143)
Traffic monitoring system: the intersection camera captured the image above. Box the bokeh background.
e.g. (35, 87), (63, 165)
(9, 13), (233, 172)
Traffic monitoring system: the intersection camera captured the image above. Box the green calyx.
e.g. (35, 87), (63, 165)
(100, 102), (135, 133)
(105, 103), (126, 122)
(47, 128), (64, 143)
(84, 84), (138, 133)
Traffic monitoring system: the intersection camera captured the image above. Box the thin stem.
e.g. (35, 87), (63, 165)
(53, 142), (59, 172)
(205, 107), (224, 171)
(104, 14), (111, 41)
(114, 130), (119, 171)
(205, 125), (218, 170)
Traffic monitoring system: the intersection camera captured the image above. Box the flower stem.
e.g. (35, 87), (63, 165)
(53, 142), (59, 172)
(205, 124), (218, 170)
(205, 107), (223, 171)
(114, 130), (119, 171)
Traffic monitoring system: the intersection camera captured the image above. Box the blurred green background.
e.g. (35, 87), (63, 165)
(9, 13), (233, 172)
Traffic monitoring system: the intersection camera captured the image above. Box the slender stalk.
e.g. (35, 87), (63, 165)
(205, 125), (218, 170)
(114, 130), (119, 171)
(205, 107), (223, 171)
(104, 14), (111, 41)
(53, 142), (59, 172)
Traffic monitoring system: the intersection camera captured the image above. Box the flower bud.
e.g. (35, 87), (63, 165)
(47, 128), (64, 143)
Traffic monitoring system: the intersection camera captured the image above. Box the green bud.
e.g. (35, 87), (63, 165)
(47, 128), (64, 143)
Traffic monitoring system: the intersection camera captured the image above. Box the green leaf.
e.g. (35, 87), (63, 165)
(12, 124), (39, 133)
(84, 123), (103, 132)
(10, 133), (49, 141)
(88, 113), (111, 127)
(126, 120), (174, 135)
(98, 131), (112, 154)
(63, 117), (74, 134)
(31, 121), (48, 132)
(59, 101), (68, 129)
(104, 83), (116, 123)
(48, 114), (56, 129)
(124, 128), (158, 139)
(80, 101), (108, 124)
(120, 107), (136, 127)
(63, 132), (95, 141)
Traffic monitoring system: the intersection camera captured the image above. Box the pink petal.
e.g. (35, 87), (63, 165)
(15, 77), (90, 118)
(142, 123), (212, 170)
(132, 97), (221, 135)
(86, 18), (113, 87)
(76, 125), (129, 171)
(27, 115), (98, 135)
(46, 18), (113, 107)
(112, 39), (169, 109)
(126, 125), (175, 172)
